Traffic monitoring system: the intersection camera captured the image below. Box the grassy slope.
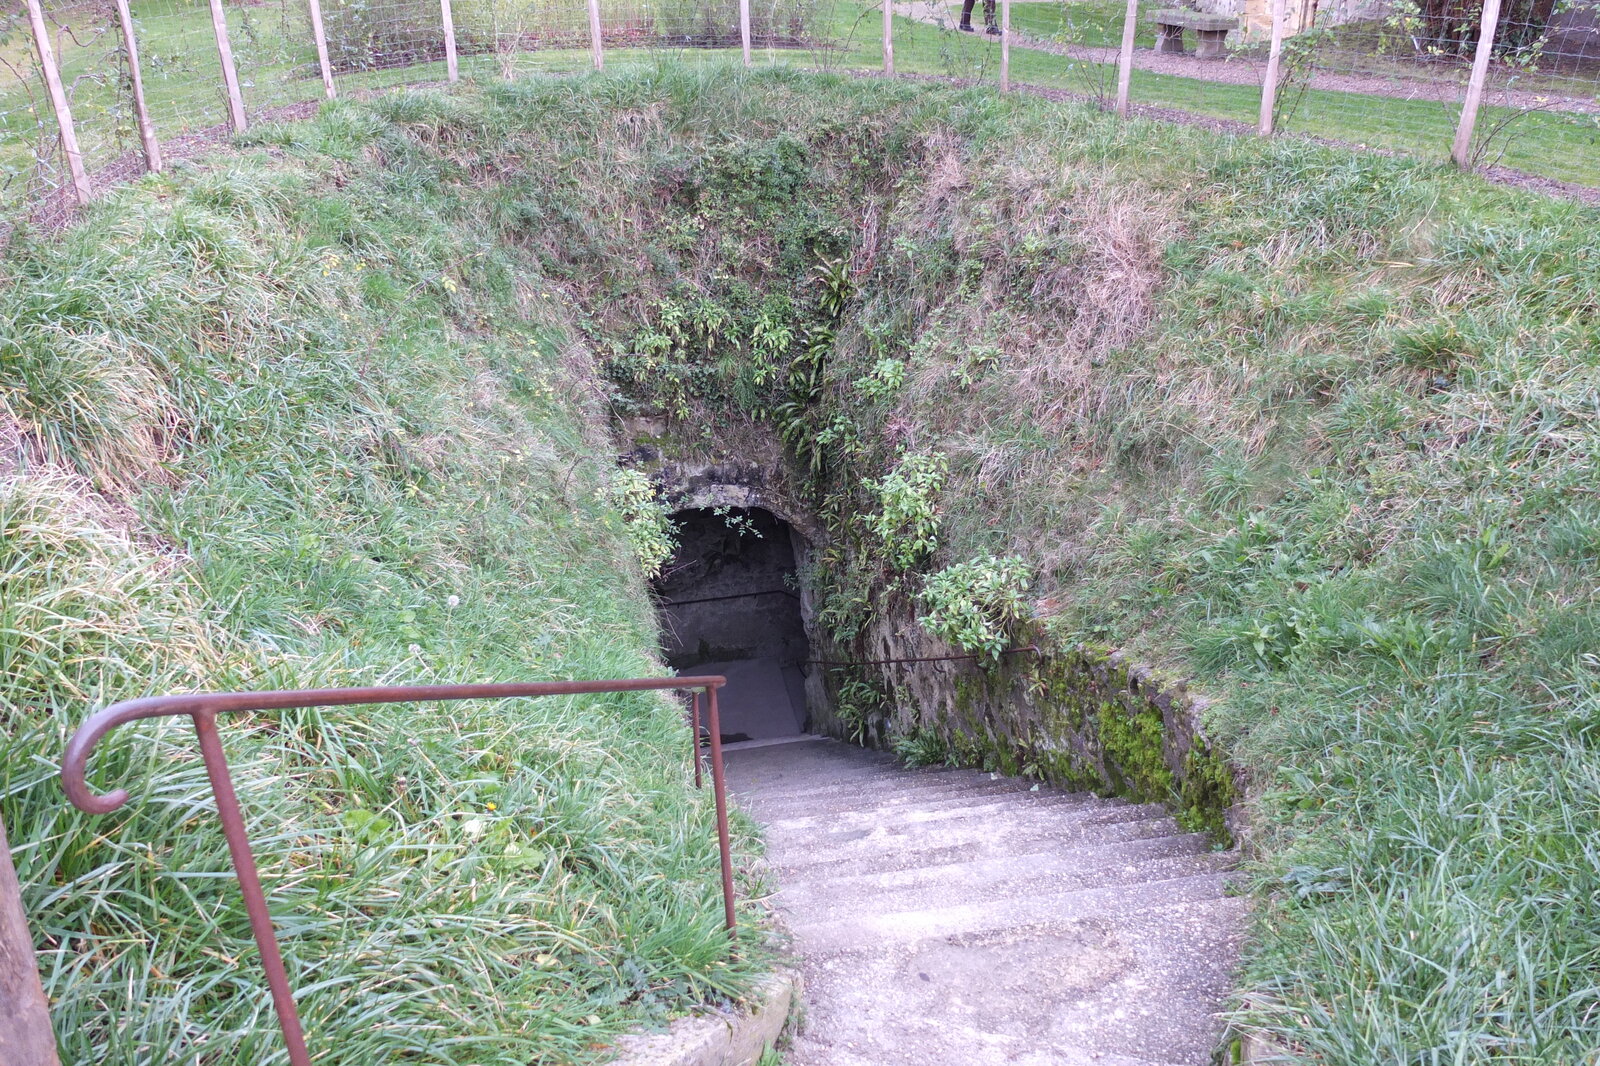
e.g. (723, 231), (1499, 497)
(406, 69), (1595, 1062)
(3, 0), (1598, 210)
(1, 93), (764, 1064)
(8, 65), (1599, 1064)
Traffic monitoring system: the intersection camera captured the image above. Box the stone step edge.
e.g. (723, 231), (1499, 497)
(605, 967), (800, 1066)
(775, 831), (1219, 894)
(791, 879), (1240, 956)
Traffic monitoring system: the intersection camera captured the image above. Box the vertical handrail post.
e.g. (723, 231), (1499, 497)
(739, 0), (752, 65)
(23, 0), (92, 203)
(191, 710), (311, 1066)
(114, 0), (162, 172)
(441, 0), (460, 81)
(1114, 0), (1138, 117)
(1452, 0), (1504, 168)
(588, 0), (604, 71)
(883, 0), (894, 75)
(1000, 0), (1011, 91)
(207, 0), (249, 132)
(691, 690), (703, 789)
(0, 810), (60, 1066)
(307, 0), (337, 99)
(705, 686), (736, 935)
(1257, 0), (1286, 134)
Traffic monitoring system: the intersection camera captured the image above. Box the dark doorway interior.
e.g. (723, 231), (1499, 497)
(655, 508), (810, 742)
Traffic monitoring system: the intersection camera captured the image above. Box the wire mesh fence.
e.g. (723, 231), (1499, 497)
(1477, 0), (1600, 182)
(1, 4), (70, 212)
(1, 0), (1597, 235)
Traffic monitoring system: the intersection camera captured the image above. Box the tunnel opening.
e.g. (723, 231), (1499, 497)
(655, 507), (811, 744)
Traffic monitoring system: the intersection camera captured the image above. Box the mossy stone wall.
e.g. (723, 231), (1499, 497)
(855, 604), (1240, 841)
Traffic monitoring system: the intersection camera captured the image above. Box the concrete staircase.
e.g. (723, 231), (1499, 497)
(724, 735), (1245, 1066)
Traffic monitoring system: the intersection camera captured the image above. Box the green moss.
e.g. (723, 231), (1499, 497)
(1177, 740), (1238, 842)
(1097, 698), (1178, 803)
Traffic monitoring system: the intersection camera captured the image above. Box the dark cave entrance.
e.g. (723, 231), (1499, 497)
(655, 507), (811, 743)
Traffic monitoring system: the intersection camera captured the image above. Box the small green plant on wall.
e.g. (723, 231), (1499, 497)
(604, 468), (677, 579)
(919, 555), (1032, 660)
(833, 674), (886, 744)
(869, 452), (947, 572)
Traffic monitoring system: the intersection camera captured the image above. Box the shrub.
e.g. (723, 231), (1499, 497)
(919, 555), (1032, 660)
(869, 452), (946, 571)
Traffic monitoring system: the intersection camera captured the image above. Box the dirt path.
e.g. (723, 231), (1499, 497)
(893, 0), (1600, 115)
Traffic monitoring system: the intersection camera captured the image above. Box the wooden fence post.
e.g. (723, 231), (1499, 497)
(1000, 0), (1010, 91)
(1452, 0), (1504, 167)
(883, 0), (894, 74)
(307, 0), (336, 99)
(1257, 0), (1286, 134)
(739, 0), (752, 66)
(23, 0), (92, 203)
(113, 0), (163, 171)
(206, 0), (248, 131)
(1114, 0), (1138, 117)
(587, 0), (603, 71)
(441, 0), (460, 80)
(0, 813), (61, 1066)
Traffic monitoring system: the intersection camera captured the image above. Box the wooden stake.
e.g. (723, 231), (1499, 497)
(441, 0), (460, 80)
(0, 813), (61, 1066)
(1000, 0), (1010, 91)
(883, 0), (894, 75)
(739, 0), (752, 66)
(1257, 0), (1286, 134)
(587, 0), (603, 71)
(207, 0), (248, 132)
(307, 0), (336, 99)
(1452, 0), (1504, 168)
(1114, 0), (1138, 118)
(114, 0), (162, 171)
(23, 0), (92, 203)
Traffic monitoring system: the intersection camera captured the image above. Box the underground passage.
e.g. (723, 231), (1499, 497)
(654, 507), (811, 743)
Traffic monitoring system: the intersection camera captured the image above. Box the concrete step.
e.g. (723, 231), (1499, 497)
(721, 735), (890, 762)
(732, 770), (1059, 816)
(763, 785), (1107, 833)
(726, 760), (991, 800)
(721, 739), (898, 778)
(766, 804), (1180, 877)
(790, 895), (1248, 1066)
(788, 869), (1231, 956)
(780, 835), (1224, 919)
(791, 1037), (1188, 1066)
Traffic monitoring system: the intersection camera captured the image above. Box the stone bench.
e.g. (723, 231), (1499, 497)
(1149, 9), (1238, 59)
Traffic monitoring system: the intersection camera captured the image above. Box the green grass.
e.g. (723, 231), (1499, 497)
(364, 67), (1596, 1063)
(1, 87), (771, 1064)
(2, 0), (1597, 209)
(8, 63), (1600, 1066)
(1006, 0), (1156, 48)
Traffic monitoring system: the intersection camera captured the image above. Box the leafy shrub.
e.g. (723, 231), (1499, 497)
(605, 468), (677, 579)
(869, 452), (946, 571)
(833, 674), (885, 744)
(919, 555), (1032, 660)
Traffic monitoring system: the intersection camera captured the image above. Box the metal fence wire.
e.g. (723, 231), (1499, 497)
(1, 0), (1598, 232)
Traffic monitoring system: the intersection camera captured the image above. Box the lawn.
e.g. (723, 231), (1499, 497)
(1, 2), (1596, 214)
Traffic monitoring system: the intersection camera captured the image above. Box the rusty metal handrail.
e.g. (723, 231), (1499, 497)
(60, 676), (732, 1066)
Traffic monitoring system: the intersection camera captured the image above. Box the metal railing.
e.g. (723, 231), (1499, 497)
(59, 675), (732, 1066)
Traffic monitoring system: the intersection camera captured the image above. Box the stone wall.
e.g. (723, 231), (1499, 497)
(821, 592), (1242, 841)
